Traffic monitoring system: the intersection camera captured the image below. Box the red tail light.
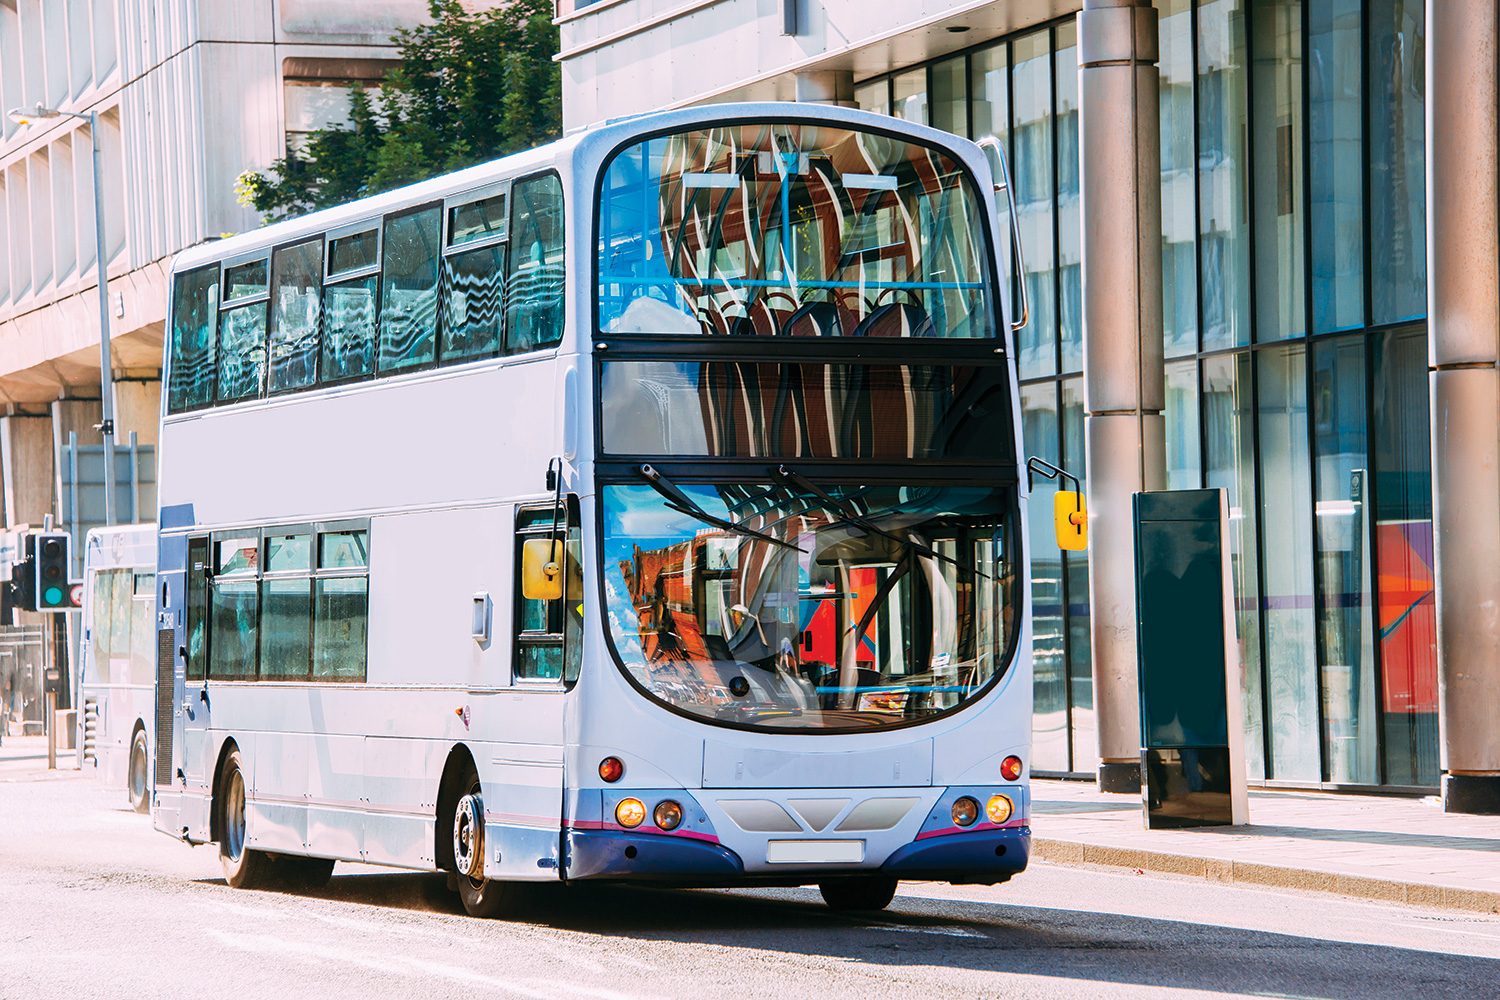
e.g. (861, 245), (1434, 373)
(1001, 756), (1023, 782)
(599, 757), (624, 782)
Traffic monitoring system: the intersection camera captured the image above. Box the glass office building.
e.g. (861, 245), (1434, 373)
(853, 0), (1435, 790)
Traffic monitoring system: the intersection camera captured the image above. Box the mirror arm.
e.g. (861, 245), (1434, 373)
(1026, 456), (1080, 498)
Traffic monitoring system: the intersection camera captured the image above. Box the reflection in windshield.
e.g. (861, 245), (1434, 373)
(597, 123), (995, 340)
(602, 481), (1015, 730)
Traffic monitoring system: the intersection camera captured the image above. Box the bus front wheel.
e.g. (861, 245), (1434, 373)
(218, 748), (271, 889)
(818, 876), (898, 911)
(128, 729), (149, 814)
(452, 766), (516, 918)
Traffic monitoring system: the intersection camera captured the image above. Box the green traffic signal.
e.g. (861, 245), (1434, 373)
(43, 586), (63, 606)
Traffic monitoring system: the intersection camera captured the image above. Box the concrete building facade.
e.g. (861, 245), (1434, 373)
(558, 0), (1498, 812)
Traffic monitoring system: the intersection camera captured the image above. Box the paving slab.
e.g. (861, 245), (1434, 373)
(1031, 778), (1500, 913)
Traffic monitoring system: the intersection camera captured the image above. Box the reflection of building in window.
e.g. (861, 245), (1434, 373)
(282, 58), (396, 155)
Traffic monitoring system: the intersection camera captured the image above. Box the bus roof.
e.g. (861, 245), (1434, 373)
(169, 102), (984, 277)
(84, 523), (157, 573)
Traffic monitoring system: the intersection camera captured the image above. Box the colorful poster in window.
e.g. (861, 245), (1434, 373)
(1377, 520), (1436, 715)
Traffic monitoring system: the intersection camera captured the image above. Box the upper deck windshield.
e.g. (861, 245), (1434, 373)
(602, 477), (1017, 731)
(597, 122), (997, 339)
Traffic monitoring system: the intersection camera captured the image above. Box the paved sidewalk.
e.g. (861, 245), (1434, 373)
(0, 734), (84, 780)
(1031, 778), (1500, 913)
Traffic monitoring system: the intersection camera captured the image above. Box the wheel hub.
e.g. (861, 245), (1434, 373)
(453, 792), (484, 879)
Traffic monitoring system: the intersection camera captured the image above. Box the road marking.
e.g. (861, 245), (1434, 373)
(863, 919), (988, 939)
(208, 929), (651, 1000)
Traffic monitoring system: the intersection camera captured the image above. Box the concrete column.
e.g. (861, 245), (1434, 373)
(1078, 0), (1166, 793)
(113, 379), (161, 447)
(1426, 1), (1500, 814)
(0, 416), (56, 529)
(794, 70), (855, 107)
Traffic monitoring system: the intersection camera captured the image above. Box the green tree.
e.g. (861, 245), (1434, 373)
(237, 0), (560, 219)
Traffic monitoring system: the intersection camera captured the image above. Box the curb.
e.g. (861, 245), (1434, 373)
(1032, 838), (1500, 915)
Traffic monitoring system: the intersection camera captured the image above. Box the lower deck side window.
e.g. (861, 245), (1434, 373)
(185, 524), (369, 682)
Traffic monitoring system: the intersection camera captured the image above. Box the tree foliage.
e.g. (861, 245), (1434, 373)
(237, 0), (560, 219)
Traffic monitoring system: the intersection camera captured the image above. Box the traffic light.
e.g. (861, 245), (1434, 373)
(34, 531), (70, 612)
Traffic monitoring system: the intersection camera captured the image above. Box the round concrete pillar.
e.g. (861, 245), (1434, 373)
(1078, 0), (1166, 794)
(1427, 0), (1500, 814)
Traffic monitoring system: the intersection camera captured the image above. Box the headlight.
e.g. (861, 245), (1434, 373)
(653, 800), (683, 831)
(986, 794), (1014, 825)
(951, 796), (980, 827)
(615, 798), (646, 828)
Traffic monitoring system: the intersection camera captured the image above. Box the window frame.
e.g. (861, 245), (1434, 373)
(376, 200), (447, 377)
(185, 520), (370, 685)
(506, 169), (568, 356)
(311, 519), (371, 683)
(265, 237), (328, 399)
(438, 181), (512, 365)
(513, 502), (572, 685)
(324, 219), (384, 284)
(167, 263), (223, 414)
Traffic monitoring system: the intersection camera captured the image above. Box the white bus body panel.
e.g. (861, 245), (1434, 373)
(153, 102), (1032, 886)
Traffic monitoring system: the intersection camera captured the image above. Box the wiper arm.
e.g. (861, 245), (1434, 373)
(770, 465), (977, 575)
(638, 465), (803, 551)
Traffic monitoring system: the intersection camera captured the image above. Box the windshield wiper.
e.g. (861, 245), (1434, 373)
(638, 465), (803, 551)
(770, 465), (976, 574)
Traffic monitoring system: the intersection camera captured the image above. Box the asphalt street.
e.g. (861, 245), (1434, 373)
(3, 770), (1499, 1000)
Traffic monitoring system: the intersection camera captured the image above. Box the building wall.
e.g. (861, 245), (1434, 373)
(0, 0), (441, 529)
(556, 0), (1083, 129)
(561, 0), (1440, 790)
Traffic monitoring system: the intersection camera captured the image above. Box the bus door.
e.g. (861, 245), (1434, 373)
(503, 499), (581, 877)
(177, 535), (214, 839)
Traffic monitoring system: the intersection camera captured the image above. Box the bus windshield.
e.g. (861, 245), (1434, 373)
(601, 477), (1017, 731)
(597, 122), (996, 339)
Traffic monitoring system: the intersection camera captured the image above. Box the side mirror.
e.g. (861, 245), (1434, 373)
(1054, 491), (1087, 551)
(521, 538), (564, 601)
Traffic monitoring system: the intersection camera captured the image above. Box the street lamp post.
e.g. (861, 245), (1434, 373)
(7, 102), (117, 528)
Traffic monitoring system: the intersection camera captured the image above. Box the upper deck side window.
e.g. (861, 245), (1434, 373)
(167, 264), (220, 411)
(164, 170), (565, 415)
(596, 123), (996, 341)
(508, 173), (566, 352)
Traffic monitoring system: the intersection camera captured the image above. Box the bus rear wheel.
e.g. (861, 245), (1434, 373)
(128, 729), (149, 814)
(818, 876), (899, 911)
(451, 766), (516, 918)
(218, 748), (272, 889)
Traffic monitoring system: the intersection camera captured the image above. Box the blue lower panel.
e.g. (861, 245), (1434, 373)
(880, 827), (1030, 883)
(565, 829), (745, 880)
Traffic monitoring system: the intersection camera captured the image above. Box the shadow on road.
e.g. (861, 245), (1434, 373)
(204, 871), (1500, 1000)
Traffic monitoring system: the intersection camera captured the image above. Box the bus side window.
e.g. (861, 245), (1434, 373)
(130, 573), (156, 686)
(514, 505), (568, 681)
(186, 537), (209, 681)
(167, 264), (220, 413)
(507, 173), (565, 353)
(87, 569), (116, 684)
(378, 205), (443, 373)
(313, 528), (369, 682)
(217, 258), (270, 403)
(267, 240), (323, 394)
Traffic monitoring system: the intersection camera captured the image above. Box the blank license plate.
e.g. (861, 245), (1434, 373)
(766, 840), (865, 864)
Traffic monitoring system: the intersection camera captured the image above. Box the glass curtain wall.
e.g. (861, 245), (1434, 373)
(855, 0), (1434, 787)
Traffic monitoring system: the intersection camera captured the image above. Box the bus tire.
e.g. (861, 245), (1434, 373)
(452, 766), (515, 918)
(818, 876), (899, 912)
(218, 748), (271, 889)
(128, 728), (150, 814)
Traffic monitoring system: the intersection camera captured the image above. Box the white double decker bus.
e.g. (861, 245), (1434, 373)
(152, 102), (1034, 915)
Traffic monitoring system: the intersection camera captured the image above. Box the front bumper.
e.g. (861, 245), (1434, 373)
(562, 824), (1029, 886)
